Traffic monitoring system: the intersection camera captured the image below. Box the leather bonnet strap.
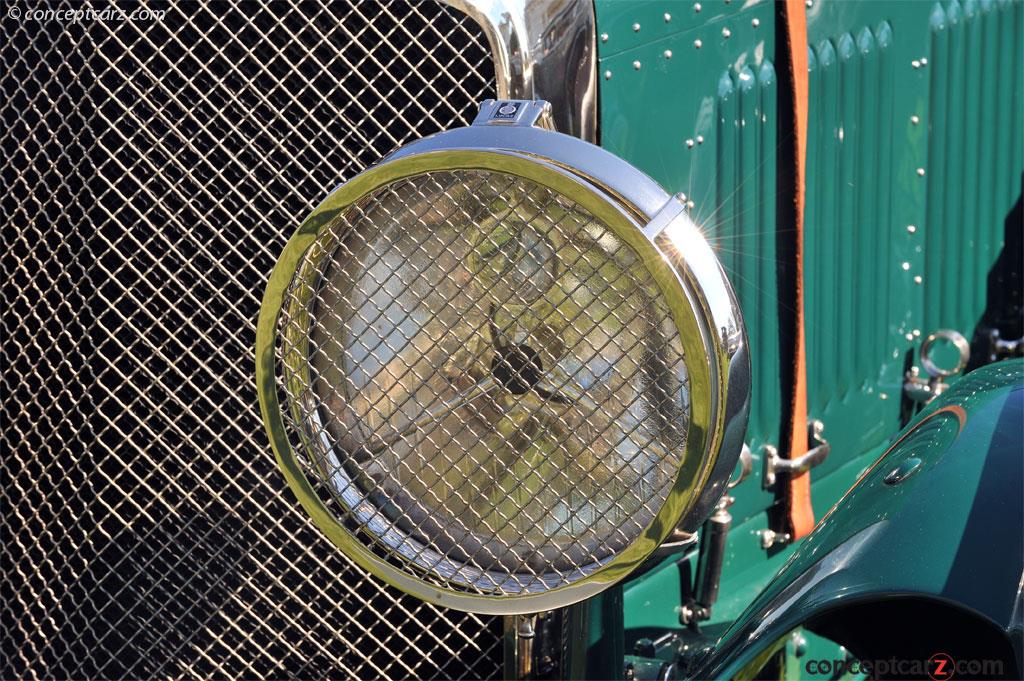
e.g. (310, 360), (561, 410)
(781, 0), (815, 540)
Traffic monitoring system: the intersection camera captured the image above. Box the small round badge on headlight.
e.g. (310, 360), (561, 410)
(256, 100), (750, 614)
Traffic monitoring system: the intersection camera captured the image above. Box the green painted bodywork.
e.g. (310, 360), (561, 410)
(598, 0), (783, 528)
(803, 0), (1023, 487)
(598, 0), (1022, 527)
(582, 0), (1023, 678)
(691, 359), (1024, 679)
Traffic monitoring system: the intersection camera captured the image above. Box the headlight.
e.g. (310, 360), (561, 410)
(257, 100), (750, 614)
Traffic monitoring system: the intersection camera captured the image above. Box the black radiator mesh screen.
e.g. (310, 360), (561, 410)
(0, 2), (501, 678)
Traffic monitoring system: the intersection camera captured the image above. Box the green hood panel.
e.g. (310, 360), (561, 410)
(692, 360), (1024, 678)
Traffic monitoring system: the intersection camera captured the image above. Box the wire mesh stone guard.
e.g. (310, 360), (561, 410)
(1, 2), (503, 678)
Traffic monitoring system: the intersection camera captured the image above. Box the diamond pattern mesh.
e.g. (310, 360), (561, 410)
(1, 1), (502, 678)
(274, 169), (690, 600)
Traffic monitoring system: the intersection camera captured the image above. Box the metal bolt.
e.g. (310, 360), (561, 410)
(907, 224), (917, 233)
(914, 275), (923, 284)
(906, 332), (915, 341)
(686, 139), (695, 148)
(680, 193), (688, 201)
(759, 529), (791, 549)
(722, 27), (732, 38)
(600, 32), (609, 43)
(694, 38), (703, 49)
(696, 135), (704, 144)
(632, 22), (641, 32)
(884, 458), (925, 485)
(913, 329), (921, 337)
(912, 60), (921, 68)
(694, 2), (701, 12)
(604, 70), (612, 80)
(920, 58), (928, 66)
(687, 200), (695, 209)
(917, 168), (926, 177)
(911, 115), (920, 125)
(664, 49), (673, 59)
(752, 18), (761, 27)
(902, 262), (911, 271)
(792, 633), (808, 658)
(806, 0), (813, 6)
(664, 12), (672, 22)
(633, 60), (641, 70)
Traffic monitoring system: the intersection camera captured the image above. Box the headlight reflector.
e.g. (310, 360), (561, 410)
(257, 102), (749, 614)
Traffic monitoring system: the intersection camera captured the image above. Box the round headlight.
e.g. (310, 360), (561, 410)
(257, 101), (749, 614)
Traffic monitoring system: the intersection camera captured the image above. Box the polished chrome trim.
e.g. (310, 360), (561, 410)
(258, 114), (750, 614)
(761, 420), (830, 489)
(443, 0), (598, 141)
(383, 124), (667, 219)
(728, 443), (754, 490)
(904, 329), (971, 404)
(920, 329), (970, 378)
(472, 98), (555, 129)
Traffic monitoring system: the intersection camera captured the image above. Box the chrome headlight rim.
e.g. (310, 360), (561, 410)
(256, 130), (746, 615)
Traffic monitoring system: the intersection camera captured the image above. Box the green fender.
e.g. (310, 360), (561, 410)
(691, 360), (1024, 679)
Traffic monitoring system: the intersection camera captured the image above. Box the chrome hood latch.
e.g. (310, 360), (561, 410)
(903, 329), (971, 406)
(762, 419), (830, 490)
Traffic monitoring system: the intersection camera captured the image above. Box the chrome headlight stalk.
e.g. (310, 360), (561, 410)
(256, 100), (750, 614)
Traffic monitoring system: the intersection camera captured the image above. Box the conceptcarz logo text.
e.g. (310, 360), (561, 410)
(803, 652), (1004, 679)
